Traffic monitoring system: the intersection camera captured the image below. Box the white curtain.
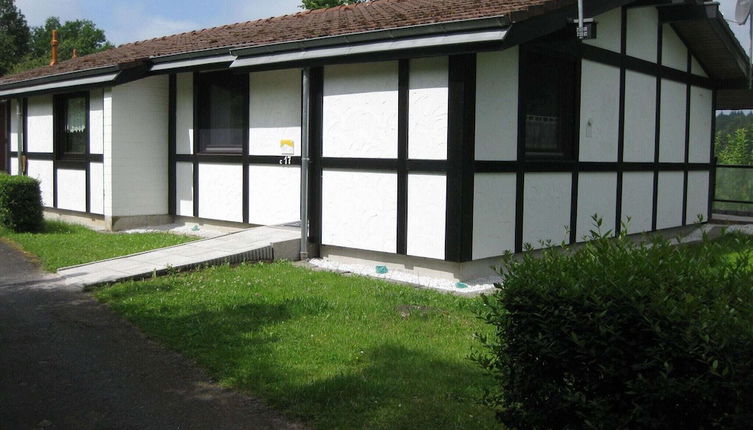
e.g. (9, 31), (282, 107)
(66, 97), (86, 133)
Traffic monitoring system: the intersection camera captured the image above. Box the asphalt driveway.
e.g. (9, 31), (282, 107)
(0, 240), (304, 430)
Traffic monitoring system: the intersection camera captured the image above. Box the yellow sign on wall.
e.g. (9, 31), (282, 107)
(280, 139), (294, 155)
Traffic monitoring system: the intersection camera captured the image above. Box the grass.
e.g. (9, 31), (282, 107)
(91, 231), (753, 429)
(0, 220), (197, 271)
(95, 262), (497, 429)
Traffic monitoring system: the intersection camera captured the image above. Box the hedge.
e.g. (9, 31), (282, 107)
(0, 174), (44, 232)
(474, 222), (753, 429)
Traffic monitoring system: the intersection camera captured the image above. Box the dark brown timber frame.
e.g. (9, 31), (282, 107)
(156, 2), (717, 263)
(7, 2), (719, 264)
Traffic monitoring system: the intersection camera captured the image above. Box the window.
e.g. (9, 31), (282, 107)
(55, 92), (89, 158)
(520, 34), (579, 159)
(197, 71), (248, 153)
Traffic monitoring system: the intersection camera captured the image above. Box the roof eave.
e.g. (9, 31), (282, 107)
(0, 65), (119, 90)
(0, 60), (150, 98)
(231, 14), (511, 58)
(145, 15), (512, 73)
(707, 15), (751, 80)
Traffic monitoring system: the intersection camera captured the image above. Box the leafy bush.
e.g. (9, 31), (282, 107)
(474, 222), (753, 430)
(0, 174), (44, 232)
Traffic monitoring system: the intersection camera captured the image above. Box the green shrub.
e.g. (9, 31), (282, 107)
(0, 174), (44, 232)
(474, 222), (753, 429)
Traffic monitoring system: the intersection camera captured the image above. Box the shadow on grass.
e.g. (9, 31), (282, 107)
(277, 343), (494, 429)
(99, 278), (495, 429)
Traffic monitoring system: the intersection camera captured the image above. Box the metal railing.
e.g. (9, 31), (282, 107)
(714, 164), (753, 216)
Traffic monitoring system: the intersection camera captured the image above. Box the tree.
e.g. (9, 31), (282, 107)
(11, 17), (113, 73)
(717, 128), (753, 165)
(301, 0), (365, 9)
(715, 111), (753, 166)
(0, 0), (30, 75)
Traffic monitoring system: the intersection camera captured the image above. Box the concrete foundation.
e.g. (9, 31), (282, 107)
(106, 215), (174, 232)
(320, 223), (711, 282)
(44, 209), (106, 230)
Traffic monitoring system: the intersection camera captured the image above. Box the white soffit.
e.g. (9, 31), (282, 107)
(150, 54), (237, 72)
(0, 72), (120, 97)
(230, 29), (509, 68)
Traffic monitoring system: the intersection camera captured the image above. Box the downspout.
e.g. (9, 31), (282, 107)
(16, 99), (23, 175)
(300, 68), (311, 260)
(577, 0), (587, 39)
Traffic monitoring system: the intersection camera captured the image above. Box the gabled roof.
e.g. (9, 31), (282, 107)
(0, 0), (564, 86)
(0, 0), (749, 105)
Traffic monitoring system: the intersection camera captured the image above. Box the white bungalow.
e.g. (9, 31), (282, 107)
(0, 0), (750, 280)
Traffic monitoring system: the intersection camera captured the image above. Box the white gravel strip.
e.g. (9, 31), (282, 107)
(675, 224), (753, 244)
(121, 223), (230, 239)
(309, 258), (500, 295)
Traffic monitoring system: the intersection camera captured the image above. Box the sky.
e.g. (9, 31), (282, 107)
(13, 0), (753, 54)
(15, 0), (303, 45)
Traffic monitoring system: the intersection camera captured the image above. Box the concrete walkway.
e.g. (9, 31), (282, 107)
(58, 225), (301, 288)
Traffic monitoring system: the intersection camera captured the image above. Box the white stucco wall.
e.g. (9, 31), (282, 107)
(621, 172), (654, 234)
(26, 159), (53, 207)
(10, 99), (19, 152)
(322, 169), (397, 253)
(89, 88), (105, 155)
(523, 173), (571, 247)
(579, 60), (620, 162)
(576, 172), (617, 240)
(691, 56), (708, 77)
(323, 62), (398, 159)
(176, 72), (194, 155)
(198, 163), (243, 222)
(408, 57), (448, 160)
(90, 161), (104, 215)
(175, 162), (193, 217)
(662, 25), (688, 71)
(248, 165), (300, 225)
(110, 75), (169, 217)
(584, 8), (621, 52)
(686, 171), (709, 224)
(10, 157), (18, 175)
(249, 69), (302, 156)
(626, 7), (659, 63)
(656, 171), (684, 229)
(407, 173), (446, 259)
(623, 71), (657, 162)
(472, 173), (516, 259)
(475, 47), (518, 161)
(26, 95), (53, 153)
(103, 88), (113, 217)
(688, 86), (712, 163)
(57, 168), (86, 212)
(659, 79), (687, 163)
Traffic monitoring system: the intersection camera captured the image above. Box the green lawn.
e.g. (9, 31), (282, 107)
(0, 220), (197, 271)
(95, 262), (497, 430)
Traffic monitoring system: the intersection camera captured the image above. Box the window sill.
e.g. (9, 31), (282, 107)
(56, 154), (88, 162)
(197, 147), (244, 155)
(524, 152), (575, 161)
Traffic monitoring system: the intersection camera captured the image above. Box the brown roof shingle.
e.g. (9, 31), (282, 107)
(0, 0), (570, 86)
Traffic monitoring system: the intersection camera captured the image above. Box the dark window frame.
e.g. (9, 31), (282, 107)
(196, 70), (249, 155)
(519, 32), (581, 160)
(54, 91), (90, 161)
